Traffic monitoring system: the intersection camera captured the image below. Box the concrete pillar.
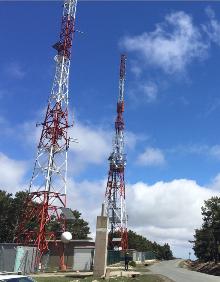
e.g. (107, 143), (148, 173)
(93, 204), (108, 278)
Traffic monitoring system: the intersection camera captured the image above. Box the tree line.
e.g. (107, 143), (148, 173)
(127, 230), (173, 260)
(0, 189), (173, 260)
(192, 196), (220, 263)
(0, 190), (90, 243)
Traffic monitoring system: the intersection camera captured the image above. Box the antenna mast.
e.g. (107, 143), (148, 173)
(15, 0), (77, 260)
(105, 54), (128, 250)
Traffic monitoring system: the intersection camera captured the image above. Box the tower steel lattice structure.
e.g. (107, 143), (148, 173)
(105, 54), (128, 251)
(15, 0), (77, 259)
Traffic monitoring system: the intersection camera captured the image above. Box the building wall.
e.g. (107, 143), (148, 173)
(45, 240), (95, 271)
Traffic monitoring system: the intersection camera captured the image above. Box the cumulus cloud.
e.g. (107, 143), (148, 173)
(69, 123), (110, 168)
(137, 147), (165, 166)
(20, 121), (41, 147)
(0, 153), (27, 192)
(126, 179), (220, 255)
(13, 120), (110, 174)
(20, 119), (139, 174)
(67, 122), (139, 173)
(67, 178), (106, 236)
(208, 173), (220, 190)
(121, 11), (208, 74)
(0, 116), (219, 258)
(4, 115), (139, 175)
(65, 176), (220, 258)
(69, 122), (123, 173)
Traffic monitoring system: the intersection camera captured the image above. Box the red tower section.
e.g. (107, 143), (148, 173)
(105, 55), (128, 251)
(15, 0), (77, 262)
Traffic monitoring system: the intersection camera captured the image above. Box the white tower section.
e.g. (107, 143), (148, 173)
(105, 55), (128, 250)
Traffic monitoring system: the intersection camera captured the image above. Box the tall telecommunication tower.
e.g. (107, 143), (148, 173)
(15, 0), (77, 259)
(105, 54), (128, 250)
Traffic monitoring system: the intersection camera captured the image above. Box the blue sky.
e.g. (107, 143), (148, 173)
(1, 1), (220, 259)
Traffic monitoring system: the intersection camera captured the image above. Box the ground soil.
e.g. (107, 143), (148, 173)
(181, 260), (220, 276)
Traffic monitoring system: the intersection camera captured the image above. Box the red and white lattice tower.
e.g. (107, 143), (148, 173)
(15, 0), (77, 259)
(105, 55), (128, 250)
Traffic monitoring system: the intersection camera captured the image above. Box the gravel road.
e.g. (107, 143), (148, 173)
(148, 259), (220, 282)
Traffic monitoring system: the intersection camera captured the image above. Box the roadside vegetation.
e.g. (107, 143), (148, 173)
(191, 196), (220, 263)
(127, 230), (173, 260)
(188, 196), (220, 276)
(0, 190), (90, 242)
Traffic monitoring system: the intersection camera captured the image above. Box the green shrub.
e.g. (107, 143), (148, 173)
(129, 260), (136, 267)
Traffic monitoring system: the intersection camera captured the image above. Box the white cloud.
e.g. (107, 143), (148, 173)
(2, 115), (139, 175)
(142, 81), (158, 102)
(70, 123), (110, 164)
(0, 116), (219, 258)
(67, 178), (106, 236)
(203, 7), (220, 46)
(65, 176), (220, 258)
(128, 80), (159, 105)
(126, 131), (140, 150)
(130, 61), (142, 77)
(0, 153), (27, 192)
(126, 179), (219, 257)
(20, 121), (41, 147)
(10, 120), (110, 175)
(68, 122), (139, 173)
(208, 173), (220, 190)
(137, 147), (165, 166)
(68, 123), (111, 173)
(121, 11), (208, 74)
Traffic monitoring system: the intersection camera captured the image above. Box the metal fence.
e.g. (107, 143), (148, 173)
(132, 250), (157, 262)
(0, 244), (157, 273)
(0, 243), (95, 273)
(107, 250), (121, 265)
(0, 244), (17, 272)
(0, 244), (38, 274)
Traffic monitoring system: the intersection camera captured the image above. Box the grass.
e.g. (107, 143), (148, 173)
(135, 264), (150, 273)
(34, 278), (95, 282)
(33, 263), (161, 282)
(110, 275), (165, 281)
(34, 274), (164, 282)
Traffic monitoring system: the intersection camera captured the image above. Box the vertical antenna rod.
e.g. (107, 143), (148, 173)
(105, 54), (128, 251)
(15, 0), (77, 261)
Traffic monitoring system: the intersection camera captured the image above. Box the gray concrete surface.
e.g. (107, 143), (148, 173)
(93, 212), (108, 278)
(148, 259), (220, 282)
